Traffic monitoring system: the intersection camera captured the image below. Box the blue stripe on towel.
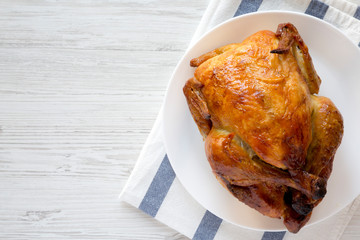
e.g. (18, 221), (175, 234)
(261, 231), (286, 240)
(193, 210), (223, 240)
(234, 0), (263, 17)
(138, 155), (176, 217)
(354, 6), (360, 20)
(305, 0), (329, 19)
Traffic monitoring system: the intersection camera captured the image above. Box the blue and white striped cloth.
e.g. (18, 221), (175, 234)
(120, 1), (360, 239)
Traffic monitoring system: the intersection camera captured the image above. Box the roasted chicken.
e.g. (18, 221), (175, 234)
(183, 23), (343, 233)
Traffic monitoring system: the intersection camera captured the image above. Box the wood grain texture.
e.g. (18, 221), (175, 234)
(0, 0), (358, 239)
(0, 0), (207, 239)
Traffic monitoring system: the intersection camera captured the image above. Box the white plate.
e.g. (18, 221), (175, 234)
(163, 11), (360, 231)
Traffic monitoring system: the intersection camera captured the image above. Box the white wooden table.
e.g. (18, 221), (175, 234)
(0, 1), (359, 239)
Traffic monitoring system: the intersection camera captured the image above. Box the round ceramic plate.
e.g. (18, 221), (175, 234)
(163, 11), (360, 231)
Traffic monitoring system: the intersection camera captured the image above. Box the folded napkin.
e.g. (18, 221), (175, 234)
(120, 0), (360, 239)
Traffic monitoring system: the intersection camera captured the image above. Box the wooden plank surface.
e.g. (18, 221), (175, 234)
(0, 0), (358, 239)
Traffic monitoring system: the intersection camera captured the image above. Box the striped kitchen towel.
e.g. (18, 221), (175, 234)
(120, 0), (360, 239)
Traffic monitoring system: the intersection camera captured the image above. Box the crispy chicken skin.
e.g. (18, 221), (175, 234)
(183, 23), (343, 233)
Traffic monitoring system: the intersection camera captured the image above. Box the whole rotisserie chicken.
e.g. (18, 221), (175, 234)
(183, 23), (343, 233)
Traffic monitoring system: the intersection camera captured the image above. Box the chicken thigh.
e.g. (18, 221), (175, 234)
(183, 23), (343, 233)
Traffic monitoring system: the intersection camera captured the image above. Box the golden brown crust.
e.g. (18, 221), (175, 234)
(193, 30), (312, 171)
(289, 95), (344, 219)
(271, 23), (322, 94)
(205, 129), (326, 199)
(183, 23), (343, 233)
(190, 43), (239, 67)
(306, 95), (344, 179)
(183, 78), (212, 137)
(220, 177), (286, 219)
